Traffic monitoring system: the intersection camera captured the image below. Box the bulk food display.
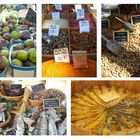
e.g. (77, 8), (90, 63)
(101, 4), (140, 77)
(42, 4), (97, 77)
(71, 81), (140, 135)
(0, 80), (67, 135)
(0, 4), (36, 77)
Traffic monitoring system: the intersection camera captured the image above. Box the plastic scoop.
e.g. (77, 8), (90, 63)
(115, 17), (134, 31)
(102, 35), (122, 56)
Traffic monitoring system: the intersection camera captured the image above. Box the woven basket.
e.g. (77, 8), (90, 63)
(0, 91), (23, 102)
(28, 99), (43, 106)
(0, 112), (11, 128)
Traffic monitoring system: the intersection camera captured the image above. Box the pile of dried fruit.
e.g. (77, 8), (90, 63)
(42, 31), (69, 55)
(70, 29), (96, 53)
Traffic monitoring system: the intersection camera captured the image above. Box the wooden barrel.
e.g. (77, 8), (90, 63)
(71, 80), (140, 135)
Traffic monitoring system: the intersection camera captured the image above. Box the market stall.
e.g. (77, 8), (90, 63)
(0, 4), (36, 77)
(101, 4), (140, 77)
(71, 80), (140, 135)
(0, 80), (67, 135)
(42, 4), (97, 77)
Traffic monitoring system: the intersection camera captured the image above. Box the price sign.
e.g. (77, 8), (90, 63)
(136, 4), (140, 9)
(4, 128), (16, 135)
(54, 4), (62, 10)
(102, 19), (110, 28)
(75, 4), (82, 12)
(113, 31), (129, 42)
(102, 8), (110, 13)
(52, 12), (60, 20)
(53, 48), (70, 63)
(79, 20), (90, 33)
(26, 8), (36, 23)
(31, 83), (46, 92)
(48, 25), (59, 36)
(101, 8), (111, 17)
(131, 15), (140, 25)
(76, 9), (85, 20)
(111, 7), (120, 14)
(10, 84), (22, 89)
(43, 98), (60, 109)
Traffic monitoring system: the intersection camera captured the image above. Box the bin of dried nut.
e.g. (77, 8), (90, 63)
(102, 24), (140, 77)
(70, 28), (96, 53)
(42, 29), (69, 55)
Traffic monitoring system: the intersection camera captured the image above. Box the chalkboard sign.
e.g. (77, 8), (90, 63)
(26, 8), (36, 23)
(31, 83), (46, 92)
(102, 8), (110, 13)
(102, 19), (110, 28)
(4, 128), (16, 135)
(136, 4), (140, 9)
(113, 31), (129, 42)
(111, 7), (120, 14)
(43, 98), (60, 109)
(131, 15), (140, 25)
(10, 84), (22, 89)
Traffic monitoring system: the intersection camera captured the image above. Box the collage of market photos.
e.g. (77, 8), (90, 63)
(0, 1), (140, 137)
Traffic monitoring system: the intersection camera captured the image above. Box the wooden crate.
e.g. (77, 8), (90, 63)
(71, 80), (140, 135)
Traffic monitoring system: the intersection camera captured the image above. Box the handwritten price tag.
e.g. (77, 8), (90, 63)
(75, 4), (82, 12)
(54, 4), (62, 10)
(52, 12), (60, 20)
(48, 25), (59, 36)
(79, 20), (90, 33)
(77, 9), (85, 20)
(53, 48), (70, 63)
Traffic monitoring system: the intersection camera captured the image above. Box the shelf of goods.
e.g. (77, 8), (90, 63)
(42, 4), (97, 77)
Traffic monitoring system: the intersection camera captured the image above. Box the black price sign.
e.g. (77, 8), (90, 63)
(136, 4), (140, 9)
(102, 8), (110, 13)
(5, 128), (16, 135)
(102, 19), (110, 28)
(111, 7), (120, 14)
(113, 31), (129, 42)
(131, 15), (140, 25)
(31, 83), (46, 92)
(43, 98), (60, 109)
(10, 84), (22, 89)
(26, 8), (36, 23)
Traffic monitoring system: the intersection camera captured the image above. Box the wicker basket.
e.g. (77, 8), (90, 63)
(28, 99), (43, 106)
(0, 112), (11, 128)
(0, 91), (23, 102)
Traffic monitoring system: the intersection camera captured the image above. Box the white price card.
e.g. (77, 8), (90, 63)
(48, 25), (59, 36)
(53, 48), (70, 63)
(54, 4), (62, 10)
(75, 4), (82, 12)
(79, 20), (90, 33)
(52, 12), (60, 20)
(76, 9), (85, 20)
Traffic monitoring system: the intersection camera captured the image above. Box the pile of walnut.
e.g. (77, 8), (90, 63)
(102, 24), (140, 77)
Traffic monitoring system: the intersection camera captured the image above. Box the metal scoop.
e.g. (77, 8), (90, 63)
(115, 17), (134, 31)
(102, 35), (122, 56)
